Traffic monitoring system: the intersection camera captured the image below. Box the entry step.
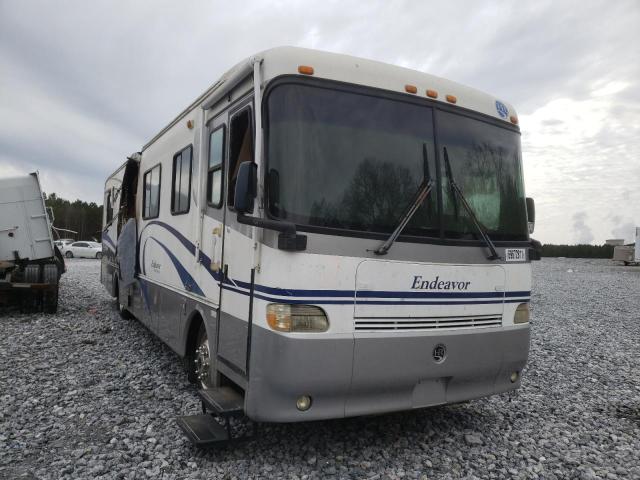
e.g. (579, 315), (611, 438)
(198, 386), (244, 416)
(176, 414), (229, 446)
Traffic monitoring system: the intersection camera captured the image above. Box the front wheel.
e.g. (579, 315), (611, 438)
(96, 252), (102, 259)
(193, 323), (214, 389)
(65, 251), (73, 258)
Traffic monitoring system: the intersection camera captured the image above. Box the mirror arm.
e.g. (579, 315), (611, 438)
(236, 213), (296, 235)
(236, 213), (307, 251)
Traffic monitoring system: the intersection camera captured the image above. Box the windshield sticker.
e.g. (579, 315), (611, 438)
(505, 248), (526, 262)
(495, 100), (509, 119)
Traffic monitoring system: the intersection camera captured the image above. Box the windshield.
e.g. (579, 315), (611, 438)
(266, 82), (528, 242)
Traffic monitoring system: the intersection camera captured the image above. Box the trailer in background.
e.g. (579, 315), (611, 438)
(0, 172), (65, 313)
(612, 227), (639, 266)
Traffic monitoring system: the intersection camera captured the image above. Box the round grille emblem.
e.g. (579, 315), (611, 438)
(433, 344), (447, 363)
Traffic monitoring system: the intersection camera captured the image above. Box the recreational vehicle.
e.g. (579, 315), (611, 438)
(102, 47), (539, 443)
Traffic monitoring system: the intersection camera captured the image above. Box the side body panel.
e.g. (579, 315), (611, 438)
(0, 173), (54, 262)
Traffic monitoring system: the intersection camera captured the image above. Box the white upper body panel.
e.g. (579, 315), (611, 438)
(142, 46), (518, 154)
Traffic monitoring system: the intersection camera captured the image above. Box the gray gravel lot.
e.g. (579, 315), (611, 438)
(1, 258), (639, 480)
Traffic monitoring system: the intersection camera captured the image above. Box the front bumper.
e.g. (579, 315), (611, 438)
(246, 324), (530, 422)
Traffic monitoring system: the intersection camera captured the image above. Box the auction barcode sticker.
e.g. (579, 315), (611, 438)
(505, 248), (526, 262)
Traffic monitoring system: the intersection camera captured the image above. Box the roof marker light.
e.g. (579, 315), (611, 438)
(445, 94), (457, 104)
(405, 84), (418, 94)
(510, 115), (519, 125)
(298, 65), (314, 75)
(426, 89), (438, 99)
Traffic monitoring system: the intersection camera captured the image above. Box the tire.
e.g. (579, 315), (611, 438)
(42, 264), (59, 314)
(96, 252), (102, 259)
(53, 246), (65, 275)
(22, 264), (42, 313)
(114, 280), (132, 319)
(117, 299), (133, 319)
(192, 323), (214, 389)
(65, 251), (73, 258)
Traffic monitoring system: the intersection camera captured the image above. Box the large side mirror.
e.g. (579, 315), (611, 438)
(234, 162), (257, 214)
(526, 197), (535, 234)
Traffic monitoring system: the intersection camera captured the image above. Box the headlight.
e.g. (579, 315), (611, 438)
(514, 303), (530, 324)
(266, 304), (329, 332)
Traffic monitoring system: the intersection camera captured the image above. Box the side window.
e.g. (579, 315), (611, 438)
(105, 190), (113, 223)
(171, 146), (192, 215)
(228, 108), (253, 207)
(143, 164), (161, 219)
(207, 126), (225, 207)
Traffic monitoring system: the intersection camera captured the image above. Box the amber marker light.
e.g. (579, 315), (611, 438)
(405, 84), (418, 94)
(510, 115), (519, 125)
(298, 65), (314, 75)
(445, 94), (457, 104)
(426, 89), (438, 99)
(186, 120), (194, 129)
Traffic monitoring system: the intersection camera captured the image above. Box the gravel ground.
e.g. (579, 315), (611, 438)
(1, 257), (639, 480)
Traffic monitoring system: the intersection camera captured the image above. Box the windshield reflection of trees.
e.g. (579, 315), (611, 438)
(445, 141), (524, 238)
(305, 140), (524, 238)
(309, 158), (437, 233)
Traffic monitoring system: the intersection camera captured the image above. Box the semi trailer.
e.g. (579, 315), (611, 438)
(0, 172), (64, 313)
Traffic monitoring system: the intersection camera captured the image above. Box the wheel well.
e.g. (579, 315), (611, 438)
(185, 311), (204, 359)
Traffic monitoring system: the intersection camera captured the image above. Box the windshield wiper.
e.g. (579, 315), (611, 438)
(443, 147), (501, 260)
(374, 144), (434, 255)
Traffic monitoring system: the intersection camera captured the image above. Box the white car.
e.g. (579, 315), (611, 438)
(54, 239), (74, 252)
(64, 241), (103, 259)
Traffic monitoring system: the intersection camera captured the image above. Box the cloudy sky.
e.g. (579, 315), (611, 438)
(1, 0), (638, 244)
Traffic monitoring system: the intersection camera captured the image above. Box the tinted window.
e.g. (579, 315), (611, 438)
(172, 146), (192, 214)
(143, 165), (161, 219)
(207, 126), (225, 207)
(228, 109), (253, 207)
(74, 242), (88, 247)
(105, 191), (113, 223)
(267, 84), (438, 236)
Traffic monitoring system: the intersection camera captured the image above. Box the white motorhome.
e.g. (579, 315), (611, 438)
(102, 47), (539, 443)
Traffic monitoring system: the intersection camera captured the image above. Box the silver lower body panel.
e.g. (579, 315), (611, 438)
(246, 324), (530, 422)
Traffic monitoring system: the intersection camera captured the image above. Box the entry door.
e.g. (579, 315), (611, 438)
(200, 114), (227, 304)
(217, 103), (255, 376)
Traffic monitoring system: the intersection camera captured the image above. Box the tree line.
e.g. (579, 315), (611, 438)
(541, 244), (614, 258)
(44, 193), (103, 241)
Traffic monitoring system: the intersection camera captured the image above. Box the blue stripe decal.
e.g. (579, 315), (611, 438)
(141, 220), (196, 255)
(140, 220), (531, 303)
(221, 283), (529, 305)
(149, 237), (204, 297)
(220, 273), (530, 300)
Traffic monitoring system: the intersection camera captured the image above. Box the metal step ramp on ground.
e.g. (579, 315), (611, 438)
(176, 386), (256, 447)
